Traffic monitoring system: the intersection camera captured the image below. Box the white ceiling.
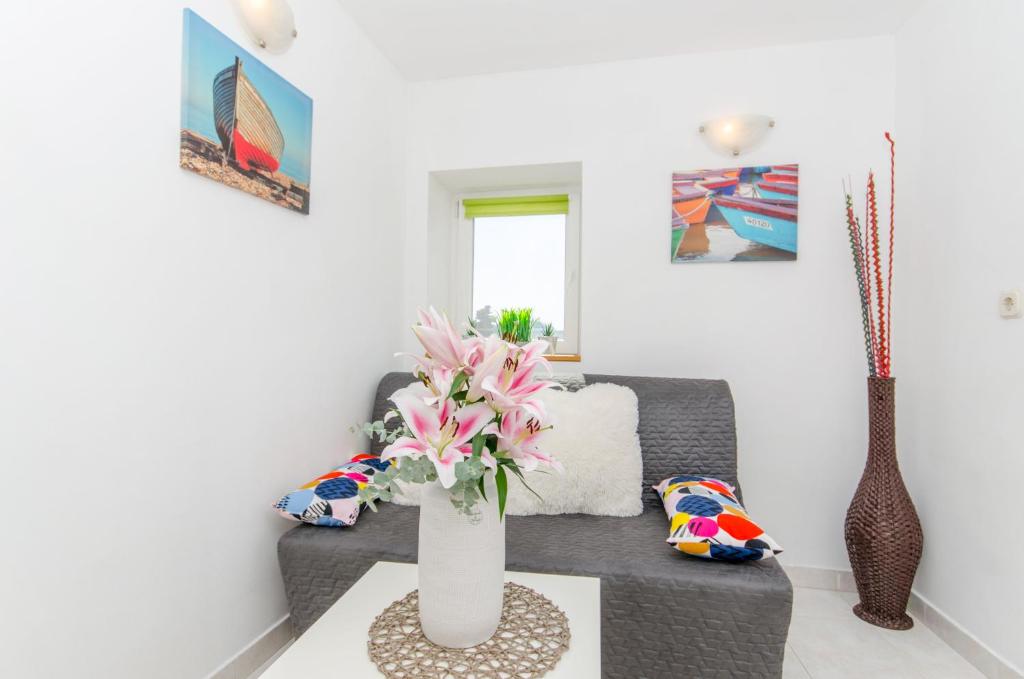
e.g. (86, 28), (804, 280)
(336, 0), (925, 81)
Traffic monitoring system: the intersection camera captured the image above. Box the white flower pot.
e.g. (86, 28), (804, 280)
(541, 336), (559, 355)
(417, 474), (505, 648)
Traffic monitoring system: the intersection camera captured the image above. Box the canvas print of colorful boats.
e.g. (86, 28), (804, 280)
(671, 164), (799, 262)
(180, 10), (313, 214)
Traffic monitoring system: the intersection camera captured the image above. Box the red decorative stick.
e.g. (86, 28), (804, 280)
(867, 172), (888, 377)
(842, 133), (898, 379)
(885, 132), (896, 376)
(863, 178), (878, 375)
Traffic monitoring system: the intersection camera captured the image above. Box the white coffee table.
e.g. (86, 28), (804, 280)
(260, 561), (601, 678)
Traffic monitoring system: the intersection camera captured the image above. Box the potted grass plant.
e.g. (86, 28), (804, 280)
(539, 322), (559, 355)
(497, 307), (535, 344)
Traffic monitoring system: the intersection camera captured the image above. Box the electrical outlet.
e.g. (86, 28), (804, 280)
(999, 290), (1022, 318)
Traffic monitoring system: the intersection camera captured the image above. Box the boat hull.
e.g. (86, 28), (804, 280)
(699, 177), (739, 196)
(763, 172), (799, 184)
(213, 59), (285, 174)
(758, 186), (797, 200)
(756, 181), (799, 201)
(672, 195), (712, 226)
(716, 202), (798, 253)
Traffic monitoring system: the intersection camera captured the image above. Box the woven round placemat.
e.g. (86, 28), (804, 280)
(367, 582), (571, 678)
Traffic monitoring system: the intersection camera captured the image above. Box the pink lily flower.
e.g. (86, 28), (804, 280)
(403, 364), (457, 407)
(473, 341), (557, 417)
(465, 335), (512, 402)
(411, 307), (473, 372)
(487, 408), (562, 473)
(381, 389), (495, 488)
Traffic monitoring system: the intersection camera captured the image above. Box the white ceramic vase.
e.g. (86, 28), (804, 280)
(417, 474), (505, 648)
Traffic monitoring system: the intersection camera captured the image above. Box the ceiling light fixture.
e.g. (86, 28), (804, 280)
(698, 114), (775, 157)
(235, 0), (298, 54)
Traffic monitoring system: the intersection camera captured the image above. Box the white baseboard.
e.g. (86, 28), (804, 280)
(784, 564), (858, 593)
(783, 565), (1022, 679)
(205, 615), (294, 679)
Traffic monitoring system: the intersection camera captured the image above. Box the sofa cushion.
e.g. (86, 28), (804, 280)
(654, 475), (783, 562)
(504, 382), (642, 516)
(273, 454), (392, 527)
(279, 504), (791, 611)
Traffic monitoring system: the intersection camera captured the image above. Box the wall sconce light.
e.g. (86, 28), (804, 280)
(235, 0), (298, 54)
(698, 115), (775, 157)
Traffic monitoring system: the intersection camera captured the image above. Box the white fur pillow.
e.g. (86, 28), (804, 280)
(505, 382), (643, 516)
(390, 383), (643, 517)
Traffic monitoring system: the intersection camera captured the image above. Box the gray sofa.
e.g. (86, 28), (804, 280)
(277, 373), (793, 678)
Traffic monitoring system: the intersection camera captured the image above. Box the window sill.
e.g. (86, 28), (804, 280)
(544, 354), (581, 363)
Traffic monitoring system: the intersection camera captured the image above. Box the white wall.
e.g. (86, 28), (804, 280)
(0, 2), (406, 678)
(896, 0), (1024, 672)
(427, 175), (457, 309)
(403, 37), (896, 571)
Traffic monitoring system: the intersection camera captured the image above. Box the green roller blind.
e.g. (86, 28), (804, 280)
(463, 194), (569, 218)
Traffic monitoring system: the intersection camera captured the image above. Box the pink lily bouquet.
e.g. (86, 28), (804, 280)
(358, 308), (562, 518)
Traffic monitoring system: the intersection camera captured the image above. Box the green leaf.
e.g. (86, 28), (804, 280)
(507, 463), (544, 501)
(358, 489), (379, 512)
(471, 432), (485, 458)
(447, 371), (469, 400)
(477, 474), (487, 501)
(454, 461), (473, 482)
(495, 466), (508, 520)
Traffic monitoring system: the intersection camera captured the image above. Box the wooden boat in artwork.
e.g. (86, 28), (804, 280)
(756, 180), (799, 200)
(771, 164), (799, 174)
(213, 57), (285, 174)
(672, 185), (713, 227)
(763, 172), (799, 184)
(697, 176), (740, 196)
(714, 195), (798, 253)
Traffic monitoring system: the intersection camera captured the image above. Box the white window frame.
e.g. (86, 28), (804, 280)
(452, 187), (582, 355)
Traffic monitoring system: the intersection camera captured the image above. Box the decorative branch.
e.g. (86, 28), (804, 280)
(844, 189), (876, 376)
(843, 133), (897, 378)
(885, 132), (896, 370)
(860, 188), (876, 374)
(867, 172), (889, 377)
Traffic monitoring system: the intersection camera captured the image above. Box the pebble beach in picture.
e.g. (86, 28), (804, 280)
(180, 10), (313, 214)
(671, 165), (798, 263)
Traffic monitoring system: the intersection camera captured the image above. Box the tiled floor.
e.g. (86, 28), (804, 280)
(784, 588), (985, 679)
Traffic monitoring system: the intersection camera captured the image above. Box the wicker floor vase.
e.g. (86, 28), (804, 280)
(844, 377), (923, 630)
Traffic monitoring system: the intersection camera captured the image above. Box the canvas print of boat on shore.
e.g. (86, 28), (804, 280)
(180, 9), (312, 214)
(671, 165), (798, 262)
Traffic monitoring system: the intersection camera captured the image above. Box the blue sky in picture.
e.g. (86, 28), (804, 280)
(181, 9), (313, 184)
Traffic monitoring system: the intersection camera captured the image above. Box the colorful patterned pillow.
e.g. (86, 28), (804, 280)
(654, 475), (783, 563)
(274, 454), (392, 527)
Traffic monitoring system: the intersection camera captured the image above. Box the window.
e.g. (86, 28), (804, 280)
(454, 190), (581, 355)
